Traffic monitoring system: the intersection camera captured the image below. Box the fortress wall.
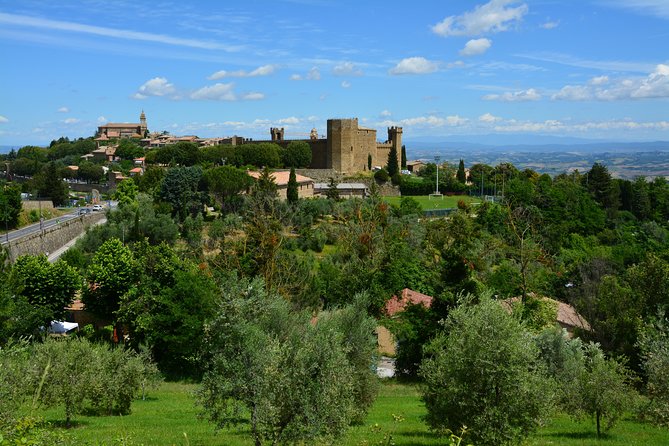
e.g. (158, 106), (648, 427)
(309, 140), (328, 169)
(354, 129), (377, 173)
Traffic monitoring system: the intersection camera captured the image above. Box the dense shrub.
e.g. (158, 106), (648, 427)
(374, 168), (389, 183)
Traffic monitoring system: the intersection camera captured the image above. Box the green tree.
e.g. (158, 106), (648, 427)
(33, 162), (69, 206)
(401, 145), (407, 169)
(420, 295), (551, 446)
(17, 146), (49, 163)
(204, 165), (253, 206)
(573, 343), (637, 437)
(112, 178), (139, 207)
(0, 181), (22, 229)
(28, 337), (159, 427)
(286, 167), (298, 204)
(158, 166), (204, 220)
(325, 176), (340, 200)
(82, 238), (138, 320)
(638, 314), (669, 426)
(120, 250), (219, 378)
(238, 143), (281, 168)
(456, 159), (466, 184)
(282, 141), (312, 168)
(114, 139), (144, 161)
(632, 176), (651, 220)
(199, 279), (376, 445)
(367, 153), (372, 171)
(77, 161), (104, 183)
(585, 162), (618, 210)
(11, 255), (80, 324)
(136, 165), (165, 193)
(386, 144), (399, 178)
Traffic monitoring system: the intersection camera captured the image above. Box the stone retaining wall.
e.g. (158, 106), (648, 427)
(6, 212), (105, 261)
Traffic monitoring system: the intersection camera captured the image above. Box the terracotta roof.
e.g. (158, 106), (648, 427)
(247, 170), (314, 186)
(129, 167), (143, 173)
(99, 123), (142, 128)
(384, 288), (433, 316)
(500, 295), (591, 331)
(66, 299), (85, 311)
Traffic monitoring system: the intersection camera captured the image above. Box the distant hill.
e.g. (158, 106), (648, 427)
(404, 138), (669, 154)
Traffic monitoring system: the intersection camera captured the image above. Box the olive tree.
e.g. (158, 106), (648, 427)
(638, 315), (669, 426)
(420, 295), (552, 446)
(536, 327), (637, 437)
(27, 338), (160, 427)
(198, 278), (377, 446)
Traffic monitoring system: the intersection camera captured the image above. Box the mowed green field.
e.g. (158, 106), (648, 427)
(36, 381), (669, 446)
(383, 195), (480, 210)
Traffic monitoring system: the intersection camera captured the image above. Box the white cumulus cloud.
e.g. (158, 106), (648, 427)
(63, 118), (80, 124)
(135, 77), (176, 98)
(341, 81), (351, 88)
(242, 92), (265, 101)
(540, 20), (559, 29)
(290, 74), (302, 81)
(97, 116), (107, 124)
(207, 64), (276, 80)
(306, 67), (321, 80)
(483, 88), (541, 101)
(332, 62), (363, 76)
(190, 83), (237, 101)
(0, 115), (8, 123)
(432, 0), (528, 37)
(389, 57), (439, 75)
(479, 112), (503, 123)
(380, 110), (392, 118)
(383, 115), (469, 128)
(460, 38), (492, 56)
(552, 64), (669, 101)
(57, 106), (69, 113)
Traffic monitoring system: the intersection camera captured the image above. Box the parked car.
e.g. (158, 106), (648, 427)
(79, 208), (92, 215)
(92, 204), (104, 212)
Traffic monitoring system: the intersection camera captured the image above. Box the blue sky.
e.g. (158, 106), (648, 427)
(0, 0), (668, 146)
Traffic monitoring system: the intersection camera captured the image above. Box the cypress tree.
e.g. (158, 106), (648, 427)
(367, 153), (372, 171)
(401, 145), (407, 170)
(287, 167), (298, 204)
(457, 159), (466, 183)
(387, 145), (399, 178)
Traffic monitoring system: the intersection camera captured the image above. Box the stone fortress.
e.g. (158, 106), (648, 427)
(95, 113), (402, 175)
(260, 118), (402, 174)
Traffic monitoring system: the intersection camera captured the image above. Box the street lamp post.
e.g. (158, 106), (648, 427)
(434, 156), (441, 195)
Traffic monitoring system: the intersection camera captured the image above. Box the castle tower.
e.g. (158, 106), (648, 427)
(327, 118), (357, 172)
(270, 127), (284, 141)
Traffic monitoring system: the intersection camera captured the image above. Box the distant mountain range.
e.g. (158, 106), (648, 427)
(404, 135), (669, 156)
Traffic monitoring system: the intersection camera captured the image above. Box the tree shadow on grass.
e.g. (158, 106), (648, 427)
(543, 430), (612, 441)
(47, 419), (89, 429)
(398, 429), (440, 439)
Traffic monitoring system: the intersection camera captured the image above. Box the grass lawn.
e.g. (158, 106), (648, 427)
(35, 381), (669, 446)
(382, 195), (479, 210)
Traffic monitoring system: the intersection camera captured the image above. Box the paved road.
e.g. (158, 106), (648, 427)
(47, 216), (107, 262)
(0, 204), (112, 245)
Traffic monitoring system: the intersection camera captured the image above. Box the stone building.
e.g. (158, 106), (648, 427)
(95, 110), (148, 142)
(256, 118), (402, 174)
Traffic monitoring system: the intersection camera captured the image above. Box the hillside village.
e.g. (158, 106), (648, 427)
(2, 110), (669, 445)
